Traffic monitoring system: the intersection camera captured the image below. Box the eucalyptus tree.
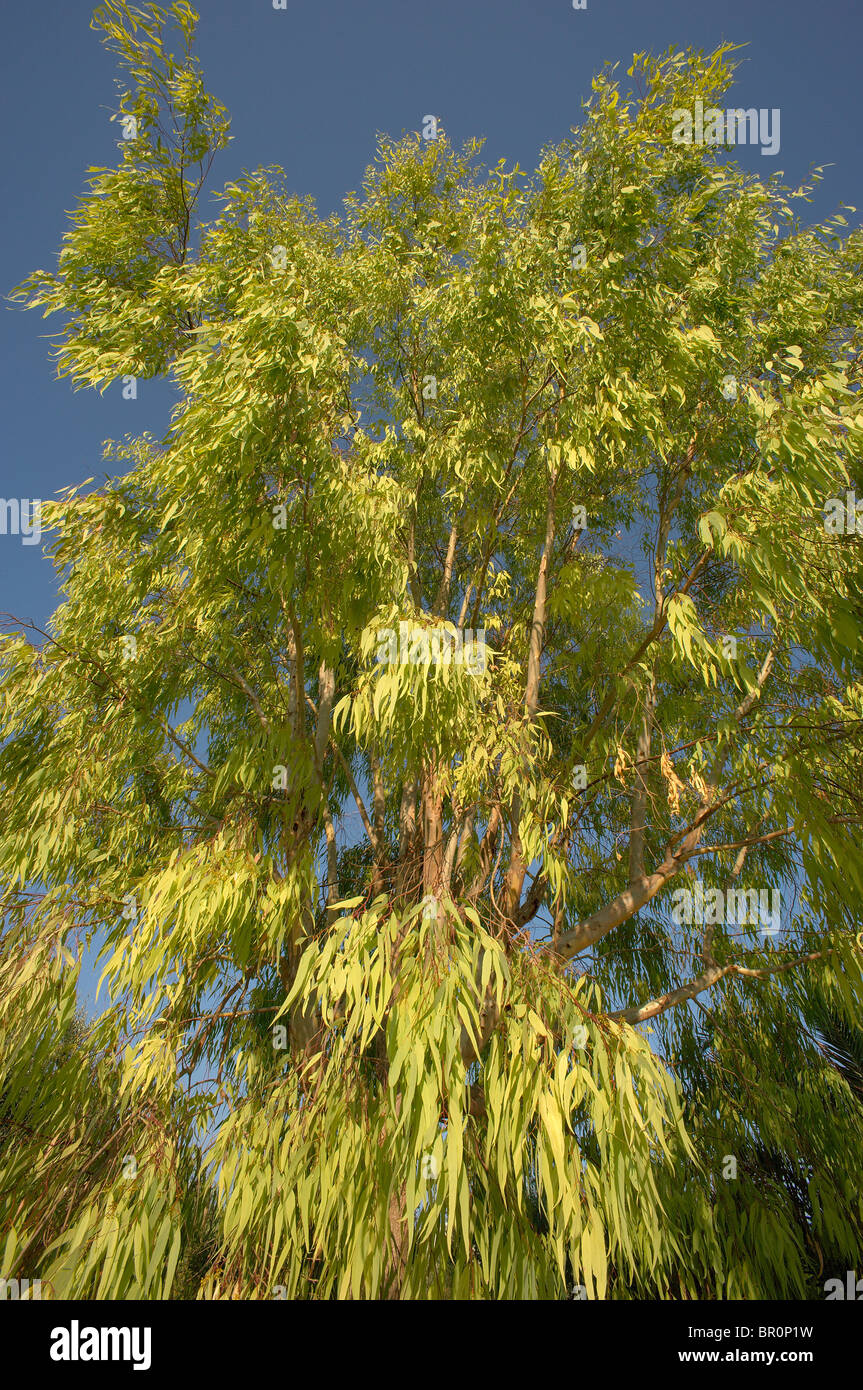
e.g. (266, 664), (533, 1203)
(2, 2), (862, 1299)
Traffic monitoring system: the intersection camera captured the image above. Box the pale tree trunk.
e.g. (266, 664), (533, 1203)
(396, 777), (421, 900)
(628, 674), (657, 884)
(422, 759), (445, 901)
(279, 659), (336, 1061)
(503, 474), (556, 920)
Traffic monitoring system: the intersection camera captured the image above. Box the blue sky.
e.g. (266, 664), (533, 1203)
(1, 0), (861, 1014)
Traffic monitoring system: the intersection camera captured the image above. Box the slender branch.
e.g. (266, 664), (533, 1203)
(549, 648), (777, 964)
(332, 744), (380, 859)
(609, 950), (827, 1026)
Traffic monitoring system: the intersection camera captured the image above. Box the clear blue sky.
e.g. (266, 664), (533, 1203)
(1, 0), (860, 1015)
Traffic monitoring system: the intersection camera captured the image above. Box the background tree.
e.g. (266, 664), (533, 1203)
(2, 3), (863, 1298)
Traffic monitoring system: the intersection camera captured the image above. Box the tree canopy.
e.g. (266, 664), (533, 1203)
(2, 0), (863, 1300)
